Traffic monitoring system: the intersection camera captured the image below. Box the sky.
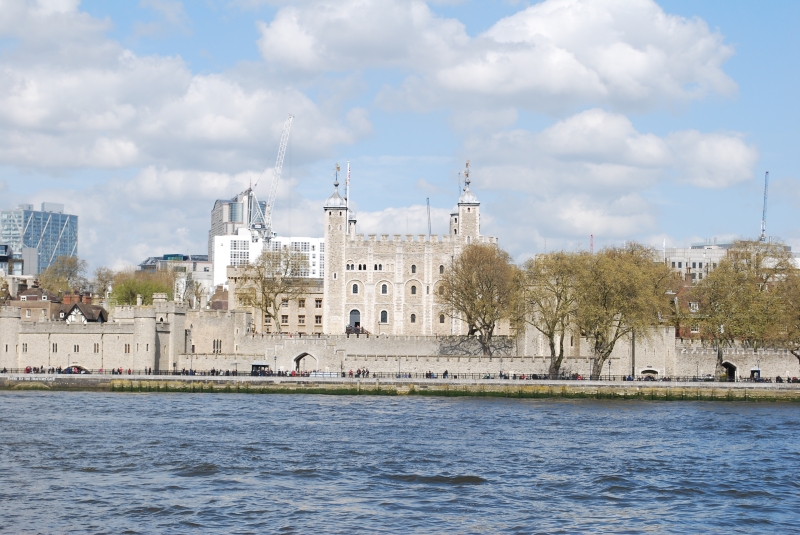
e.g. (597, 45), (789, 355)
(0, 0), (798, 271)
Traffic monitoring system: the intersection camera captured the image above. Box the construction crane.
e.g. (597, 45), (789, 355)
(246, 114), (293, 241)
(760, 171), (769, 242)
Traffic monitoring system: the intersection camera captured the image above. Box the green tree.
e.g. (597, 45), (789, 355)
(111, 269), (174, 305)
(523, 251), (583, 377)
(38, 256), (88, 296)
(692, 239), (796, 377)
(437, 243), (521, 356)
(576, 243), (672, 379)
(236, 248), (310, 329)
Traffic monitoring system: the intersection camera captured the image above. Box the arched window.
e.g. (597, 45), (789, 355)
(454, 229), (457, 235)
(379, 264), (382, 270)
(380, 310), (388, 323)
(439, 287), (444, 295)
(467, 207), (470, 212)
(352, 283), (358, 294)
(439, 265), (444, 274)
(381, 284), (388, 295)
(411, 286), (416, 295)
(439, 314), (445, 324)
(411, 265), (416, 274)
(410, 314), (416, 323)
(374, 264), (377, 270)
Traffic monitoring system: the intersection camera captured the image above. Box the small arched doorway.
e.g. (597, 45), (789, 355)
(722, 361), (737, 382)
(349, 309), (361, 329)
(295, 353), (318, 372)
(640, 368), (659, 381)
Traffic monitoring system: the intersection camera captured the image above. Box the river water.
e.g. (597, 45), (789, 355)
(1, 392), (799, 534)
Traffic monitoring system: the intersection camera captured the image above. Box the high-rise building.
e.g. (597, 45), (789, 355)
(0, 203), (78, 274)
(208, 192), (267, 264)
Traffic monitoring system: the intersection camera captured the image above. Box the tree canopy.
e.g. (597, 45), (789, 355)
(38, 256), (88, 296)
(691, 239), (797, 377)
(437, 243), (521, 356)
(110, 269), (174, 305)
(575, 243), (672, 379)
(523, 251), (584, 377)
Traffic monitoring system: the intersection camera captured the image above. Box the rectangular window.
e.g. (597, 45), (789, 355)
(671, 262), (675, 268)
(691, 273), (696, 280)
(93, 343), (99, 354)
(713, 263), (717, 268)
(281, 299), (288, 308)
(315, 315), (322, 325)
(265, 317), (271, 324)
(298, 299), (306, 308)
(281, 315), (289, 324)
(689, 302), (699, 313)
(25, 309), (30, 318)
(52, 343), (57, 353)
(22, 343), (27, 353)
(698, 262), (703, 268)
(315, 299), (322, 309)
(678, 262), (682, 268)
(124, 344), (130, 354)
(298, 315), (305, 324)
(691, 324), (700, 333)
(692, 262), (696, 269)
(73, 345), (79, 353)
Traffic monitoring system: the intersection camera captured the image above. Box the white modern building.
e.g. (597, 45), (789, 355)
(212, 229), (324, 287)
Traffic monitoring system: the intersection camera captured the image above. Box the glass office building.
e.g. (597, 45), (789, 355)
(0, 203), (78, 274)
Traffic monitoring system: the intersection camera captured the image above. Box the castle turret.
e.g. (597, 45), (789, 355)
(133, 306), (157, 372)
(456, 162), (480, 242)
(323, 177), (348, 334)
(0, 306), (21, 370)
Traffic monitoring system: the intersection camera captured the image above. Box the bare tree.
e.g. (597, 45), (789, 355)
(93, 267), (115, 299)
(576, 243), (672, 379)
(236, 248), (310, 330)
(437, 243), (520, 356)
(523, 251), (583, 377)
(38, 256), (88, 296)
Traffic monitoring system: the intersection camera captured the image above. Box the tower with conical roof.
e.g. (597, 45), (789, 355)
(449, 160), (480, 243)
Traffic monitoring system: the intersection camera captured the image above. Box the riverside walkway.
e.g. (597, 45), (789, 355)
(2, 373), (800, 401)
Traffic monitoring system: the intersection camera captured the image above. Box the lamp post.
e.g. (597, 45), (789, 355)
(190, 353), (193, 375)
(274, 355), (277, 376)
(608, 359), (611, 381)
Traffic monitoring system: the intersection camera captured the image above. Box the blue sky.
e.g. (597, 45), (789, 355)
(0, 0), (798, 270)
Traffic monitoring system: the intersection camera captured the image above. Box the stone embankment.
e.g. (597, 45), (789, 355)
(2, 374), (800, 401)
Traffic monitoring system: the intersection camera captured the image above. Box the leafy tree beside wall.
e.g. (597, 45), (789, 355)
(110, 269), (174, 305)
(438, 243), (521, 356)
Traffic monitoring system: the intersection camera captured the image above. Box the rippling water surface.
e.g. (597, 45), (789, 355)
(1, 392), (799, 534)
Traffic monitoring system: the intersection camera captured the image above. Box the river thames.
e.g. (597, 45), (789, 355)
(1, 392), (798, 533)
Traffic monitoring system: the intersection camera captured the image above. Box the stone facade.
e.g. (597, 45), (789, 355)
(3, 297), (799, 380)
(322, 172), (506, 337)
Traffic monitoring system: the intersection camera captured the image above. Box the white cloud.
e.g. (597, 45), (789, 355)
(0, 2), (369, 172)
(259, 0), (736, 114)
